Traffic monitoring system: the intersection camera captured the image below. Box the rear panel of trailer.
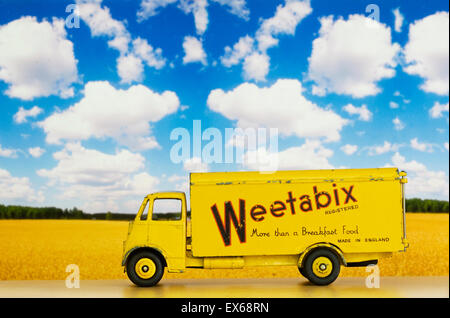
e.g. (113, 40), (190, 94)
(190, 168), (406, 257)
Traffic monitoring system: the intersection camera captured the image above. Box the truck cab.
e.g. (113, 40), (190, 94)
(122, 192), (187, 286)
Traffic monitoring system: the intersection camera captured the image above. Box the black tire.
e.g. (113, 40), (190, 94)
(298, 266), (306, 277)
(126, 251), (164, 287)
(302, 248), (340, 286)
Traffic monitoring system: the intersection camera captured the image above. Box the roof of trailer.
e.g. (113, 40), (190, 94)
(190, 168), (403, 185)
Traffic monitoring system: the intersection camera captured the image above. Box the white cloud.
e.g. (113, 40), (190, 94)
(393, 117), (405, 130)
(76, 0), (131, 54)
(28, 147), (46, 158)
(13, 106), (43, 124)
(0, 16), (78, 100)
(367, 141), (400, 156)
(445, 142), (449, 151)
(410, 138), (434, 153)
(137, 0), (178, 21)
(38, 143), (145, 185)
(0, 145), (18, 158)
(390, 152), (426, 172)
(403, 12), (449, 95)
(211, 0), (249, 20)
(307, 14), (400, 98)
(38, 81), (180, 151)
(183, 157), (209, 172)
(179, 0), (209, 35)
(116, 38), (166, 83)
(393, 8), (404, 33)
(242, 140), (334, 172)
(429, 102), (449, 118)
(341, 144), (358, 155)
(182, 36), (207, 65)
(77, 0), (166, 83)
(0, 168), (44, 203)
(207, 79), (348, 142)
(387, 152), (449, 199)
(37, 143), (159, 212)
(255, 0), (312, 52)
(221, 35), (254, 67)
(389, 101), (399, 109)
(167, 174), (189, 193)
(132, 37), (166, 69)
(342, 104), (372, 121)
(242, 52), (270, 81)
(117, 54), (144, 83)
(167, 174), (188, 184)
(219, 0), (311, 81)
(137, 0), (249, 28)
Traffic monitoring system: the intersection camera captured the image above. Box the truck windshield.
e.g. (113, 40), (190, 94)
(152, 199), (182, 221)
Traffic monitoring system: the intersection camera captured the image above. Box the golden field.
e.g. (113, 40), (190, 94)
(0, 213), (448, 280)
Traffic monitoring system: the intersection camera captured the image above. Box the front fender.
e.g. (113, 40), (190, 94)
(122, 245), (168, 267)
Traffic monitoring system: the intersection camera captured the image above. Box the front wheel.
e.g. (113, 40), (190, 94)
(298, 266), (306, 277)
(301, 248), (341, 286)
(126, 251), (164, 287)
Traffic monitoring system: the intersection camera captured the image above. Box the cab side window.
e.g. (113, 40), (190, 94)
(152, 199), (182, 221)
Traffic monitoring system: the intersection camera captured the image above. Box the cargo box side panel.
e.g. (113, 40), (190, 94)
(190, 169), (404, 257)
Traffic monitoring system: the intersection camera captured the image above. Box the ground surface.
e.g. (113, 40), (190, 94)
(0, 276), (448, 298)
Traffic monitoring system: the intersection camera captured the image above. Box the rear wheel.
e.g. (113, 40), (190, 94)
(301, 248), (341, 286)
(126, 251), (164, 287)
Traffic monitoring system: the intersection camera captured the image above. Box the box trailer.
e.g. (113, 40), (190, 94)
(122, 168), (409, 286)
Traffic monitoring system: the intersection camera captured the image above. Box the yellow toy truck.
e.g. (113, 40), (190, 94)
(122, 168), (408, 286)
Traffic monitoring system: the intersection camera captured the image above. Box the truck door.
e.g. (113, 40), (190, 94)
(148, 193), (186, 271)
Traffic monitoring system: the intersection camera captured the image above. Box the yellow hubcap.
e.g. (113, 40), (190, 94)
(135, 258), (156, 279)
(312, 257), (333, 278)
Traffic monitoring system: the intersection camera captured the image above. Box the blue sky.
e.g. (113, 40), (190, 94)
(0, 0), (448, 213)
